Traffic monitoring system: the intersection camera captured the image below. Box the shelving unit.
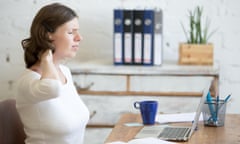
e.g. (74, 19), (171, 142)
(68, 61), (219, 97)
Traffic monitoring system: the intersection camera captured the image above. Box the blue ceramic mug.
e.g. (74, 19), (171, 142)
(134, 100), (158, 125)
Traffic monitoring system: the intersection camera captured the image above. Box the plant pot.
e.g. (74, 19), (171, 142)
(178, 43), (214, 65)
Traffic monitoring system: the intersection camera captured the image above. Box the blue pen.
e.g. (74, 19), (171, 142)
(215, 96), (220, 121)
(217, 94), (232, 113)
(206, 91), (216, 121)
(224, 94), (232, 103)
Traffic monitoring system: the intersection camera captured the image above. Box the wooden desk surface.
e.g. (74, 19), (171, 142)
(105, 113), (240, 144)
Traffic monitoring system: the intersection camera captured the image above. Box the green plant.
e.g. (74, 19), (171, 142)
(181, 6), (216, 44)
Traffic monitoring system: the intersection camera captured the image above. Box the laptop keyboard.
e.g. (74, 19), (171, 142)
(158, 127), (190, 140)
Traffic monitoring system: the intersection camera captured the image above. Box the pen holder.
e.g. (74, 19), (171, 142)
(202, 99), (227, 127)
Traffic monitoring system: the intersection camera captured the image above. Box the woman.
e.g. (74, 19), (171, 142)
(16, 3), (89, 144)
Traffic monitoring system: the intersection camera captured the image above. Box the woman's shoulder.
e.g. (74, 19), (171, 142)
(18, 69), (41, 81)
(59, 64), (71, 74)
(16, 69), (40, 89)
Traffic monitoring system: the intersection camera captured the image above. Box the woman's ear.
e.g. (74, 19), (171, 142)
(48, 33), (54, 41)
(49, 34), (53, 40)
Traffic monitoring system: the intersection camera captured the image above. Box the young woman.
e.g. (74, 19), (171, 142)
(16, 3), (89, 144)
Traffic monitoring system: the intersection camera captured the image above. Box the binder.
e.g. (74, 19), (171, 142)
(133, 10), (144, 64)
(123, 10), (133, 64)
(113, 9), (124, 65)
(153, 9), (163, 65)
(143, 9), (154, 65)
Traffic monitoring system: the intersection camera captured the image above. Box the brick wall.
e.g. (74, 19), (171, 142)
(0, 0), (239, 114)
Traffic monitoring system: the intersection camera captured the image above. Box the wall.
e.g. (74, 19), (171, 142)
(0, 0), (239, 115)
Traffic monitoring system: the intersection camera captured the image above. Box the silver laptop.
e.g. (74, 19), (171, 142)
(135, 85), (210, 142)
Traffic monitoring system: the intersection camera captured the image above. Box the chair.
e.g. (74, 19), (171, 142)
(0, 99), (26, 144)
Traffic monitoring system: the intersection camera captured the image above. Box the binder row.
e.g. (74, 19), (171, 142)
(113, 9), (163, 66)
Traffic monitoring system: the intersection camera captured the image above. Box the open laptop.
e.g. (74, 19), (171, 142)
(135, 85), (210, 142)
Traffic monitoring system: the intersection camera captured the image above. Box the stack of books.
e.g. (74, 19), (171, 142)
(113, 8), (163, 66)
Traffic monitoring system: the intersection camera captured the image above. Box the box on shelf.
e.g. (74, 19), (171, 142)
(178, 43), (213, 65)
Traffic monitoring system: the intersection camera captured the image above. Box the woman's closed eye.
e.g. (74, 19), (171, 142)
(68, 30), (79, 35)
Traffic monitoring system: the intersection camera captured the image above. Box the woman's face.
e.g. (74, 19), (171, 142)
(50, 17), (82, 61)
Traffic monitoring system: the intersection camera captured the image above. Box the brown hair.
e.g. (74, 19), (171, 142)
(21, 3), (78, 68)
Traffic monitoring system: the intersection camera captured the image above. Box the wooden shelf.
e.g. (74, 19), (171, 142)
(68, 61), (219, 97)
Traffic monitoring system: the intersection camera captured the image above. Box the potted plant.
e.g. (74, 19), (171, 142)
(179, 6), (216, 65)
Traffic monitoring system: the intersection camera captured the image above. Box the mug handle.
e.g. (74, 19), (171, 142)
(134, 102), (140, 109)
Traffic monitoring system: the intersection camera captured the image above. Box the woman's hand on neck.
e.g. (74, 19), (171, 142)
(39, 50), (60, 81)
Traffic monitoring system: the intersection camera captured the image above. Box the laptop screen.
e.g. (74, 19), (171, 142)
(189, 83), (211, 136)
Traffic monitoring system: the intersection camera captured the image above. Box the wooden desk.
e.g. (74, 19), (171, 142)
(105, 113), (240, 144)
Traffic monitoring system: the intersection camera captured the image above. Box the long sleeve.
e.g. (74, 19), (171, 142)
(16, 70), (62, 103)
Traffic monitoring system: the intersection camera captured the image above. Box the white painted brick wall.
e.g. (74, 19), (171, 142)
(0, 0), (239, 116)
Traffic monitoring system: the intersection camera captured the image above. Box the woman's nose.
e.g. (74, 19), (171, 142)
(75, 33), (82, 41)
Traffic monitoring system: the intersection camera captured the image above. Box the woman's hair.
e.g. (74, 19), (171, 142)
(22, 3), (78, 68)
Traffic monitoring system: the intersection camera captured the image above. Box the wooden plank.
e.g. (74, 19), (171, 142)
(126, 75), (130, 92)
(77, 90), (204, 97)
(70, 62), (219, 76)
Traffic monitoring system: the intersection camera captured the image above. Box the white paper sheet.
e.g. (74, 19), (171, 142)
(155, 112), (203, 124)
(106, 137), (176, 144)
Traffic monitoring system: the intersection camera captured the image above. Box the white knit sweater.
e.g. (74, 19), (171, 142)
(16, 65), (89, 144)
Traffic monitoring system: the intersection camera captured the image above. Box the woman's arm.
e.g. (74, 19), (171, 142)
(40, 49), (60, 81)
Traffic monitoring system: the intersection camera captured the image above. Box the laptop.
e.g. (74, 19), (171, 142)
(135, 85), (210, 142)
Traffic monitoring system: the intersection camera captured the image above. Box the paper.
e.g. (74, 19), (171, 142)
(106, 137), (176, 144)
(155, 112), (203, 124)
(124, 122), (143, 127)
